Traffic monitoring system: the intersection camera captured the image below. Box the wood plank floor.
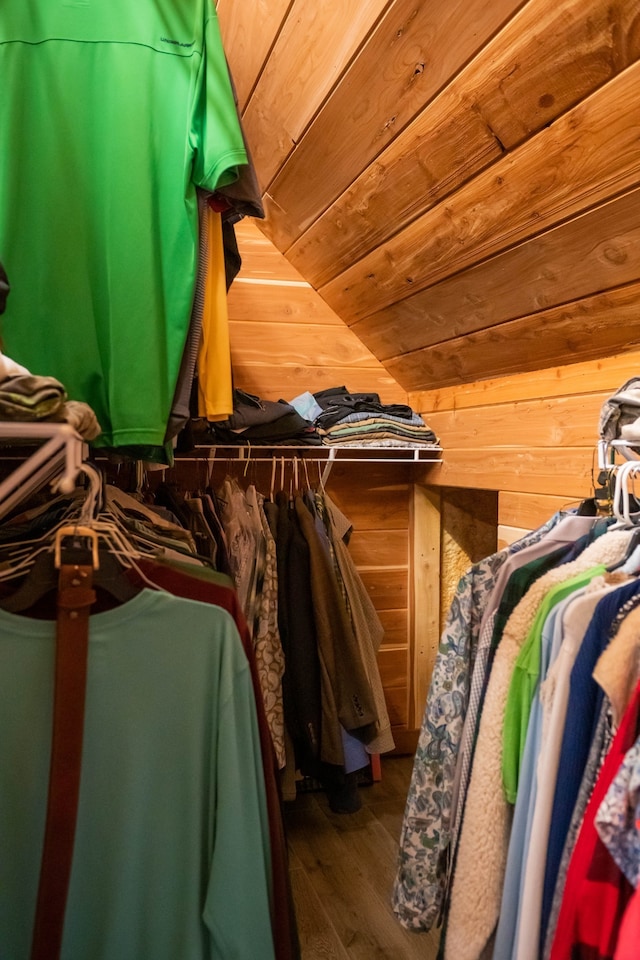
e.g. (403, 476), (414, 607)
(284, 756), (441, 960)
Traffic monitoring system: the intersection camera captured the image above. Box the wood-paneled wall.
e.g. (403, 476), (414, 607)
(218, 0), (640, 526)
(217, 0), (640, 396)
(411, 350), (640, 536)
(216, 0), (640, 737)
(224, 211), (640, 744)
(327, 463), (415, 749)
(228, 220), (407, 405)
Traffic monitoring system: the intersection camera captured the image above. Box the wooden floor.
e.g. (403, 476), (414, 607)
(284, 756), (441, 960)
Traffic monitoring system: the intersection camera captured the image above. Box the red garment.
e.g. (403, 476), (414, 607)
(131, 558), (300, 960)
(550, 680), (640, 960)
(615, 884), (640, 960)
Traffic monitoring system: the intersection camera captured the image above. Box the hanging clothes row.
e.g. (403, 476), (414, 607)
(0, 452), (299, 960)
(135, 460), (396, 815)
(392, 458), (640, 959)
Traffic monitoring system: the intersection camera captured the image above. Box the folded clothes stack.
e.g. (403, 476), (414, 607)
(0, 374), (67, 421)
(208, 388), (321, 446)
(0, 370), (102, 440)
(202, 385), (439, 449)
(312, 386), (438, 448)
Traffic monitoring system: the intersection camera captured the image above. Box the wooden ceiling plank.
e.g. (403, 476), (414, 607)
(216, 0), (294, 111)
(408, 349), (640, 412)
(352, 187), (640, 359)
(240, 0), (390, 189)
(474, 0), (640, 150)
(282, 100), (501, 284)
(283, 0), (630, 286)
(383, 280), (640, 392)
(319, 61), (640, 324)
(261, 0), (525, 248)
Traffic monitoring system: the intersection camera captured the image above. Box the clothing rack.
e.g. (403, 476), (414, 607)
(0, 426), (295, 960)
(393, 444), (640, 960)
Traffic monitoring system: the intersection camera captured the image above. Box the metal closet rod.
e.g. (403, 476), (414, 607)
(178, 444), (444, 484)
(185, 444), (443, 462)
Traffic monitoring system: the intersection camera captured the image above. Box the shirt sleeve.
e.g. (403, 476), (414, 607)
(191, 13), (248, 192)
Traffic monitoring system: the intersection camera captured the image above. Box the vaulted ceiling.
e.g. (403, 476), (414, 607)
(216, 0), (640, 393)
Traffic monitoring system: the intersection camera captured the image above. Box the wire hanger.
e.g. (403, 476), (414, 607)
(317, 460), (326, 493)
(0, 457), (169, 613)
(0, 522), (140, 614)
(321, 447), (337, 487)
(206, 447), (216, 489)
(612, 461), (640, 527)
(0, 422), (86, 522)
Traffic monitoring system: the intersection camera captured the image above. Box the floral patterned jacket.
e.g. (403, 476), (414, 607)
(392, 514), (563, 932)
(391, 548), (508, 930)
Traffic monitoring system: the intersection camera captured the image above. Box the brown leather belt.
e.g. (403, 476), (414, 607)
(30, 564), (96, 960)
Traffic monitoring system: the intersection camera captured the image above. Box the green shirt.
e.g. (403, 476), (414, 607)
(501, 565), (605, 803)
(0, 589), (275, 959)
(0, 2), (247, 448)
